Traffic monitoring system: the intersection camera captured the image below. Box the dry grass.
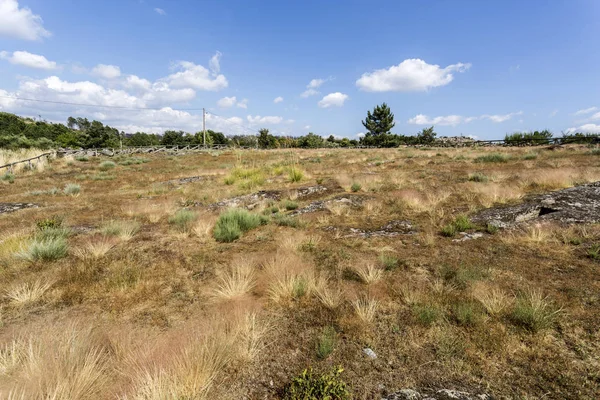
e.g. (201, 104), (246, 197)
(0, 148), (50, 174)
(5, 280), (53, 307)
(352, 297), (379, 324)
(264, 255), (314, 303)
(351, 263), (383, 284)
(212, 261), (256, 300)
(74, 237), (116, 260)
(314, 282), (344, 310)
(472, 284), (513, 316)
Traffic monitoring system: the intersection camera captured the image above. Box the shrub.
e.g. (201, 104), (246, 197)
(379, 253), (400, 271)
(168, 209), (198, 232)
(453, 302), (482, 326)
(75, 155), (89, 162)
(486, 223), (499, 234)
(439, 264), (488, 289)
(587, 244), (600, 260)
(441, 215), (473, 237)
(282, 200), (298, 211)
(474, 153), (509, 163)
(522, 152), (538, 160)
(101, 220), (140, 241)
(1, 173), (15, 183)
(468, 172), (488, 182)
(284, 366), (350, 400)
(510, 290), (561, 333)
(213, 209), (266, 242)
(36, 216), (64, 231)
(99, 160), (116, 171)
(316, 326), (336, 359)
(63, 183), (81, 196)
(273, 214), (301, 228)
(350, 182), (361, 192)
(17, 237), (68, 262)
(289, 167), (304, 183)
(413, 303), (442, 326)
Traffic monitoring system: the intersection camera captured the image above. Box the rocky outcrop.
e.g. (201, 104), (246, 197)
(289, 194), (369, 216)
(163, 175), (208, 186)
(208, 185), (332, 210)
(325, 219), (416, 238)
(0, 202), (38, 215)
(471, 181), (600, 228)
(384, 388), (492, 400)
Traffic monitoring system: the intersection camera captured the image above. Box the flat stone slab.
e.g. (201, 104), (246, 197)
(0, 202), (38, 215)
(208, 185), (332, 210)
(163, 175), (208, 186)
(384, 388), (492, 400)
(471, 181), (600, 228)
(290, 194), (370, 216)
(325, 219), (416, 238)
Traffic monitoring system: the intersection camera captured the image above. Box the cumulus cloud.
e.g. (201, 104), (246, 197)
(154, 8), (166, 15)
(300, 88), (319, 98)
(565, 124), (600, 134)
(0, 0), (50, 41)
(92, 64), (121, 79)
(274, 96), (283, 103)
(318, 92), (348, 108)
(356, 59), (471, 92)
(247, 115), (283, 124)
(0, 50), (57, 70)
(300, 77), (331, 97)
(408, 111), (522, 126)
(304, 125), (310, 130)
(573, 106), (597, 116)
(217, 96), (248, 109)
(166, 53), (228, 91)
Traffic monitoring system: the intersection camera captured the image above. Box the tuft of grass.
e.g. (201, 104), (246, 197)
(522, 152), (539, 160)
(453, 302), (483, 326)
(440, 215), (473, 237)
(352, 297), (378, 323)
(100, 220), (140, 241)
(284, 366), (350, 400)
(75, 155), (89, 162)
(63, 183), (81, 196)
(350, 182), (362, 192)
(288, 167), (304, 183)
(212, 262), (255, 300)
(99, 160), (116, 171)
(282, 200), (298, 210)
(213, 209), (266, 242)
(439, 264), (488, 289)
(273, 214), (301, 228)
(74, 237), (116, 260)
(316, 326), (336, 359)
(6, 280), (52, 307)
(1, 173), (15, 183)
(168, 209), (198, 233)
(510, 290), (562, 333)
(468, 172), (489, 182)
(413, 303), (442, 326)
(587, 244), (600, 260)
(486, 223), (499, 234)
(474, 287), (512, 316)
(314, 284), (343, 310)
(36, 215), (64, 231)
(351, 264), (383, 284)
(379, 253), (400, 271)
(17, 237), (68, 262)
(474, 153), (510, 163)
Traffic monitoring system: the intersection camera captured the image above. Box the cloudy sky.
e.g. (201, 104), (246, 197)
(0, 0), (599, 139)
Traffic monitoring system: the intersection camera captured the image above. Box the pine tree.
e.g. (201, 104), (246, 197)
(362, 103), (395, 136)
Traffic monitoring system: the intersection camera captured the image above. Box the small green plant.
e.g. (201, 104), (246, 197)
(284, 366), (350, 400)
(510, 290), (561, 333)
(413, 303), (442, 326)
(75, 155), (89, 162)
(36, 216), (64, 231)
(468, 172), (488, 182)
(289, 167), (304, 183)
(587, 244), (600, 260)
(453, 302), (482, 326)
(590, 149), (600, 156)
(224, 176), (236, 185)
(474, 153), (510, 163)
(1, 173), (15, 183)
(439, 264), (488, 289)
(168, 209), (198, 232)
(273, 214), (301, 228)
(379, 253), (400, 271)
(283, 200), (298, 211)
(315, 177), (324, 185)
(17, 237), (68, 262)
(441, 215), (473, 237)
(99, 160), (116, 171)
(316, 326), (336, 359)
(213, 209), (266, 242)
(350, 182), (361, 192)
(486, 223), (499, 234)
(292, 276), (308, 298)
(522, 152), (538, 160)
(63, 183), (81, 196)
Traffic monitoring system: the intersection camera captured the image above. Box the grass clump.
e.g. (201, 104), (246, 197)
(510, 290), (561, 333)
(441, 215), (473, 237)
(453, 302), (483, 326)
(1, 173), (15, 183)
(474, 153), (510, 163)
(282, 200), (298, 210)
(522, 152), (538, 160)
(63, 183), (81, 196)
(284, 366), (350, 400)
(273, 214), (301, 228)
(168, 209), (198, 232)
(101, 220), (140, 241)
(350, 182), (361, 192)
(587, 244), (600, 260)
(316, 326), (336, 359)
(289, 167), (304, 183)
(17, 237), (68, 262)
(213, 209), (266, 242)
(379, 253), (400, 271)
(486, 223), (499, 234)
(468, 172), (488, 182)
(75, 155), (89, 162)
(99, 160), (116, 171)
(413, 303), (442, 326)
(439, 264), (488, 289)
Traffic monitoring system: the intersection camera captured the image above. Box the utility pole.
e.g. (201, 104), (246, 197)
(202, 108), (206, 148)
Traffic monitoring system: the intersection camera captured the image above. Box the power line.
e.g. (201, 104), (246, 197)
(0, 94), (205, 111)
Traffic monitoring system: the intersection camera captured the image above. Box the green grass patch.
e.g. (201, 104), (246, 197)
(316, 326), (336, 359)
(510, 291), (561, 333)
(289, 167), (304, 183)
(379, 253), (400, 271)
(284, 366), (350, 400)
(468, 172), (489, 182)
(440, 215), (473, 237)
(439, 264), (488, 289)
(168, 209), (198, 232)
(1, 173), (15, 183)
(17, 237), (68, 262)
(213, 209), (267, 242)
(99, 160), (116, 171)
(350, 182), (361, 192)
(474, 153), (510, 163)
(282, 200), (298, 211)
(453, 302), (483, 326)
(63, 183), (81, 196)
(413, 303), (442, 326)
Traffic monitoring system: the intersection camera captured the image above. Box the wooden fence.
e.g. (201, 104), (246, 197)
(0, 152), (54, 175)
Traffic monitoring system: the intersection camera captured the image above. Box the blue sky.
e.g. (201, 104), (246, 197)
(1, 0), (599, 139)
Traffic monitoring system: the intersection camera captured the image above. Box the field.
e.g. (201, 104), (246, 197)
(1, 146), (599, 399)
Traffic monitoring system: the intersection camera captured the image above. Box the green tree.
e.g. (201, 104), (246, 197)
(258, 128), (277, 148)
(417, 126), (437, 144)
(362, 103), (395, 136)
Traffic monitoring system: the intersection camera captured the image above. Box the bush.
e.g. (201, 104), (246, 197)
(316, 326), (336, 359)
(350, 182), (361, 192)
(273, 214), (301, 228)
(63, 183), (81, 196)
(474, 153), (509, 163)
(468, 172), (488, 182)
(17, 237), (68, 262)
(36, 216), (64, 231)
(1, 173), (15, 183)
(213, 209), (266, 242)
(99, 160), (116, 171)
(379, 253), (400, 271)
(440, 215), (473, 237)
(453, 302), (482, 326)
(522, 152), (538, 160)
(284, 366), (350, 400)
(282, 200), (298, 211)
(510, 291), (561, 333)
(289, 167), (304, 183)
(413, 303), (442, 326)
(75, 155), (89, 162)
(168, 209), (198, 232)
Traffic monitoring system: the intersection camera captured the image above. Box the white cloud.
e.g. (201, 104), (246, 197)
(300, 88), (319, 98)
(217, 96), (247, 109)
(154, 8), (166, 15)
(92, 64), (121, 79)
(318, 92), (348, 108)
(273, 96), (283, 103)
(304, 125), (310, 129)
(356, 132), (365, 138)
(0, 50), (57, 70)
(591, 112), (600, 121)
(574, 106), (597, 116)
(300, 77), (332, 97)
(566, 124), (600, 134)
(124, 75), (152, 91)
(0, 0), (50, 41)
(165, 53), (228, 91)
(247, 115), (283, 124)
(408, 111), (522, 126)
(308, 78), (325, 89)
(356, 59), (471, 92)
